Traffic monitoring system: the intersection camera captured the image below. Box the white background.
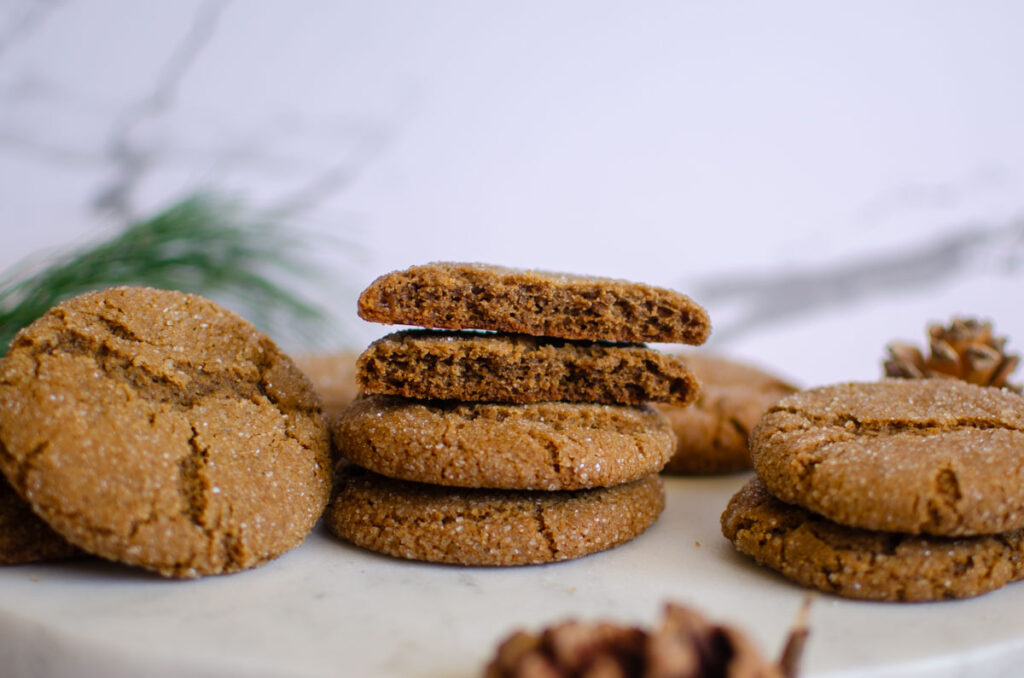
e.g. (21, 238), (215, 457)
(3, 1), (1024, 386)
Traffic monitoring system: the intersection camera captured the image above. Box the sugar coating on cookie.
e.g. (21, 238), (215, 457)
(658, 353), (796, 474)
(334, 395), (676, 490)
(357, 330), (699, 406)
(0, 287), (332, 577)
(357, 262), (711, 344)
(751, 379), (1024, 536)
(721, 478), (1024, 602)
(0, 473), (80, 565)
(328, 466), (664, 565)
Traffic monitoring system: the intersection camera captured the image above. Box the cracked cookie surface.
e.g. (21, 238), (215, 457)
(0, 287), (331, 577)
(328, 465), (663, 565)
(657, 353), (797, 474)
(751, 379), (1024, 536)
(357, 262), (711, 344)
(357, 330), (699, 406)
(722, 478), (1024, 601)
(334, 395), (675, 490)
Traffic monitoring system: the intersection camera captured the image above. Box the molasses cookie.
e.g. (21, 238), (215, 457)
(1, 474), (80, 565)
(0, 286), (332, 577)
(657, 353), (796, 474)
(328, 466), (664, 565)
(357, 262), (710, 344)
(357, 330), (699, 405)
(293, 351), (360, 425)
(722, 478), (1024, 602)
(334, 395), (675, 490)
(751, 379), (1024, 536)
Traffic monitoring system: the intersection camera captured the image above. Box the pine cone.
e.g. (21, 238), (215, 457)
(484, 602), (807, 678)
(884, 318), (1021, 392)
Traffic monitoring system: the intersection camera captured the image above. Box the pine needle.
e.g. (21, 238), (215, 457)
(0, 192), (344, 352)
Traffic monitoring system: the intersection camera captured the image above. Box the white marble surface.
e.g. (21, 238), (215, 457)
(2, 475), (1024, 678)
(3, 2), (1024, 676)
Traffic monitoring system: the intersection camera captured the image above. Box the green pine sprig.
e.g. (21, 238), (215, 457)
(0, 192), (346, 352)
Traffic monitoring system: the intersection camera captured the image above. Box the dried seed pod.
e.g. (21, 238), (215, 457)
(484, 601), (810, 678)
(883, 318), (1020, 392)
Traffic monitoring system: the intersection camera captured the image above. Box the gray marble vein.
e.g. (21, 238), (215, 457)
(693, 217), (1024, 345)
(94, 0), (230, 220)
(0, 0), (65, 61)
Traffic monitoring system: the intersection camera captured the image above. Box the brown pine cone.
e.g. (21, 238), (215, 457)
(884, 318), (1021, 392)
(484, 603), (807, 678)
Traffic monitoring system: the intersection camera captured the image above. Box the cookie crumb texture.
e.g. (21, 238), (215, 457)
(357, 262), (711, 344)
(357, 330), (698, 406)
(0, 287), (331, 577)
(0, 473), (80, 564)
(751, 380), (1024, 536)
(658, 354), (796, 474)
(334, 395), (675, 490)
(722, 479), (1024, 602)
(485, 603), (785, 678)
(328, 468), (664, 566)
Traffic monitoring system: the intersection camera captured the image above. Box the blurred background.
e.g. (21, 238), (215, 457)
(3, 0), (1024, 386)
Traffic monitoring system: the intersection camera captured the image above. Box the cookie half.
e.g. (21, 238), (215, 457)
(357, 262), (710, 344)
(334, 395), (675, 490)
(0, 287), (332, 577)
(328, 466), (664, 565)
(721, 478), (1024, 602)
(357, 330), (699, 406)
(657, 354), (796, 474)
(1, 473), (80, 565)
(751, 379), (1024, 536)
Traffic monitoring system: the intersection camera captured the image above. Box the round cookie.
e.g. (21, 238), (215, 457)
(328, 466), (664, 565)
(657, 353), (797, 474)
(1, 473), (80, 565)
(721, 478), (1024, 602)
(0, 287), (332, 577)
(751, 379), (1024, 536)
(293, 351), (360, 426)
(334, 395), (675, 491)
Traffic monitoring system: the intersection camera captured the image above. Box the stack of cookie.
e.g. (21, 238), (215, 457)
(722, 379), (1024, 601)
(327, 262), (711, 565)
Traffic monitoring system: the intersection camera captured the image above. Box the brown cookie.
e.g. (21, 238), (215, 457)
(293, 351), (360, 425)
(334, 395), (675, 490)
(356, 330), (699, 406)
(357, 262), (710, 344)
(0, 286), (332, 577)
(1, 473), (80, 565)
(721, 477), (1024, 602)
(327, 466), (664, 565)
(657, 354), (797, 474)
(751, 379), (1024, 536)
